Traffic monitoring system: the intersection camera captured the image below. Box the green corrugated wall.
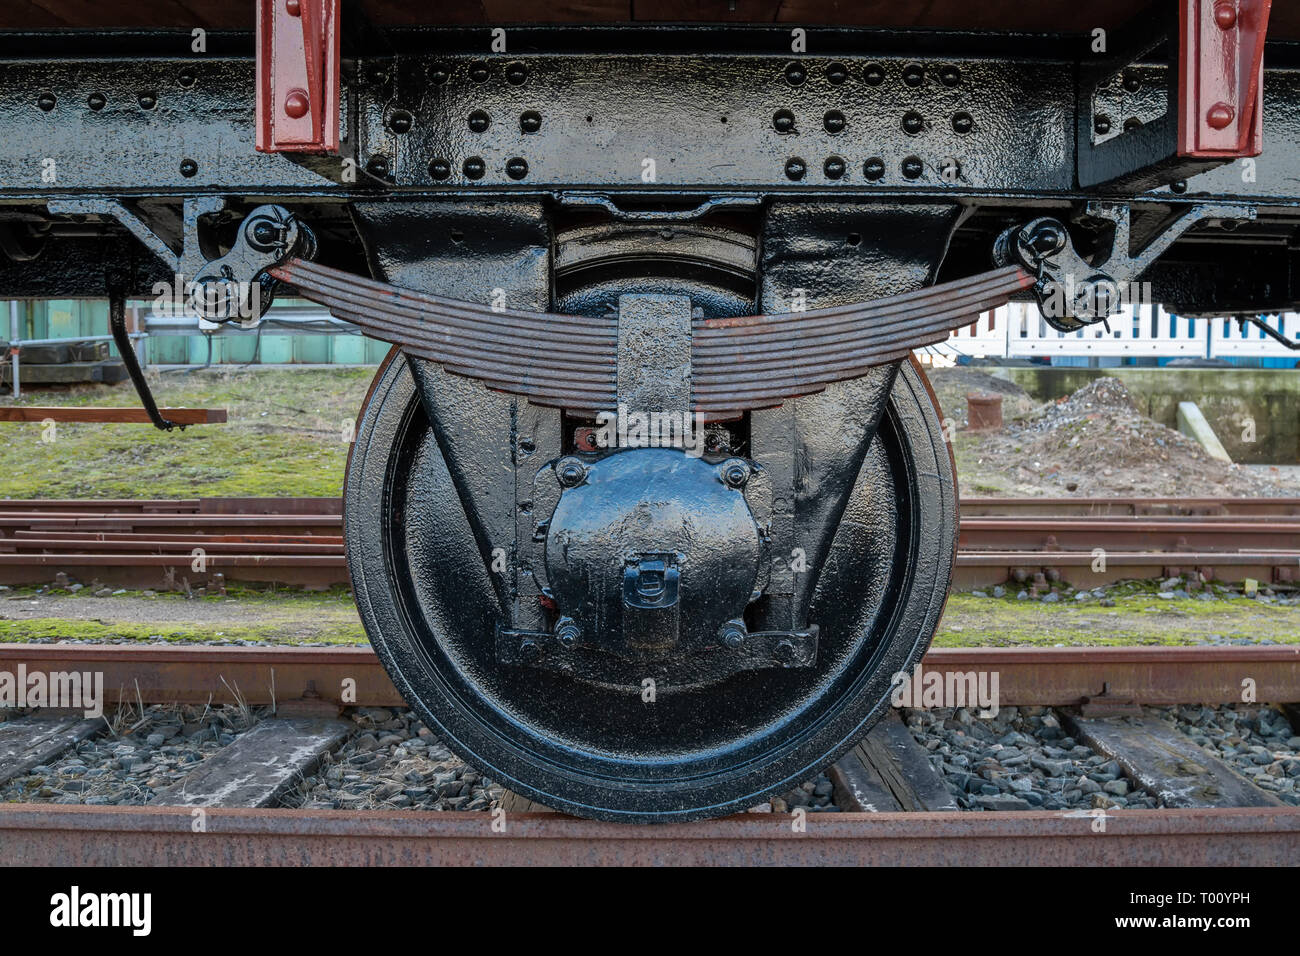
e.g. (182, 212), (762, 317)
(11, 300), (388, 365)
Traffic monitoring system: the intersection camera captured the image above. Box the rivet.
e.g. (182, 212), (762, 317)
(366, 156), (389, 178)
(468, 109), (490, 133)
(772, 108), (796, 133)
(505, 61), (528, 85)
(784, 157), (807, 180)
(179, 158), (198, 177)
(178, 72), (196, 89)
(1207, 102), (1235, 129)
(901, 156), (924, 179)
(138, 92), (157, 110)
(823, 109), (845, 134)
(1123, 116), (1142, 133)
(37, 92), (56, 112)
(428, 158), (451, 180)
(285, 0), (301, 15)
(823, 156), (846, 179)
(284, 90), (309, 119)
(463, 156), (486, 179)
(864, 63), (885, 86)
(902, 110), (924, 134)
(1094, 114), (1111, 135)
(520, 110), (542, 133)
(951, 111), (973, 134)
(1214, 1), (1237, 29)
(469, 61), (490, 82)
(826, 61), (848, 85)
(902, 64), (924, 87)
(428, 64), (449, 84)
(864, 157), (885, 180)
(1170, 180), (1188, 194)
(1123, 72), (1142, 93)
(388, 108), (413, 134)
(784, 62), (807, 86)
(939, 65), (961, 87)
(506, 157), (529, 180)
(87, 92), (106, 111)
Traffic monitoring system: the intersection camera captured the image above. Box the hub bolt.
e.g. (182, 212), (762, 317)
(719, 620), (747, 649)
(556, 457), (587, 488)
(721, 458), (750, 488)
(555, 617), (581, 649)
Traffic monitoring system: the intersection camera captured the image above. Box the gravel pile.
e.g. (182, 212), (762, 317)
(1161, 703), (1300, 806)
(767, 773), (837, 813)
(0, 704), (243, 805)
(904, 705), (1160, 811)
(283, 707), (504, 811)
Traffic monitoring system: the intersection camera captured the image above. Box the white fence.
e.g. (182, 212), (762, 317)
(937, 303), (1300, 361)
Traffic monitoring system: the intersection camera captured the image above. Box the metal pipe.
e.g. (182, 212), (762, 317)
(8, 300), (18, 399)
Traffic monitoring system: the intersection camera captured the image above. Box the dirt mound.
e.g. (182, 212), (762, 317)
(952, 375), (1297, 498)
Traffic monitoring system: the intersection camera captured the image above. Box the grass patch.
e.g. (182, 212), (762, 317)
(936, 591), (1300, 647)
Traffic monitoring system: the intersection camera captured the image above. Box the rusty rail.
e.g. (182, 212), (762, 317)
(2, 643), (1295, 709)
(0, 804), (1295, 866)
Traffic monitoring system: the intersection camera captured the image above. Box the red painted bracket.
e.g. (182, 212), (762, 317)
(256, 0), (340, 154)
(1179, 0), (1271, 158)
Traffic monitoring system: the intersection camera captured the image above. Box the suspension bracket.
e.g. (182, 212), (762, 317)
(995, 201), (1256, 331)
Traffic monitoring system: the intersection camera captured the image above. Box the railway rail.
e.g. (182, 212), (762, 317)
(0, 642), (1297, 865)
(0, 497), (1295, 590)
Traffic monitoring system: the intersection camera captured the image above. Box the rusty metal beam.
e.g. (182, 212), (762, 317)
(0, 804), (1296, 866)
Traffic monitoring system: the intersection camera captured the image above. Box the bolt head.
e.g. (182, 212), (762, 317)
(555, 617), (581, 649)
(719, 620), (747, 649)
(179, 159), (198, 178)
(721, 458), (750, 488)
(774, 640), (797, 665)
(556, 457), (587, 488)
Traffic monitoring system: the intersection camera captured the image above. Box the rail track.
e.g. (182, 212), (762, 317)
(0, 642), (1298, 865)
(0, 497), (1297, 590)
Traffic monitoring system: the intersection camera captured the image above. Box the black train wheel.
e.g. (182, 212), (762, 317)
(345, 350), (956, 822)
